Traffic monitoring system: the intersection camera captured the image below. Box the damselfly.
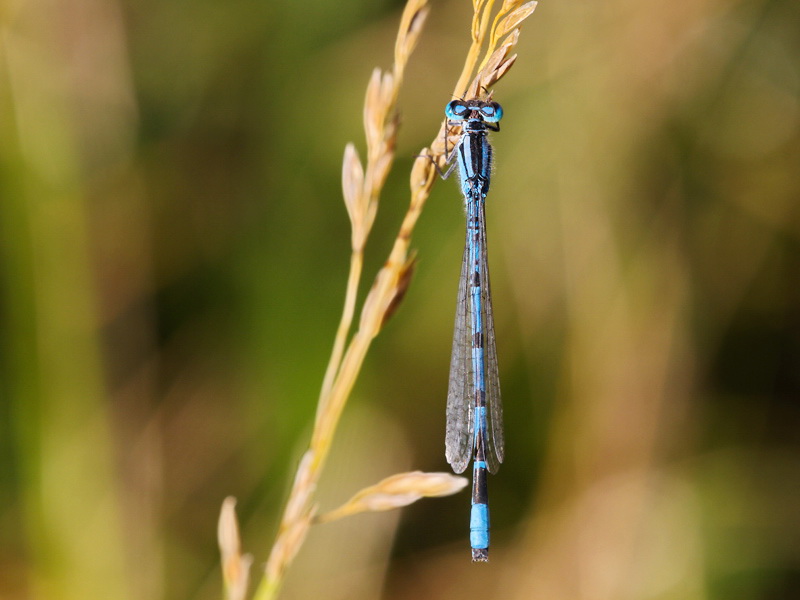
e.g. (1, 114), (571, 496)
(440, 98), (505, 562)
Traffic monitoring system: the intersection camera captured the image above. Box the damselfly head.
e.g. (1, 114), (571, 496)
(445, 99), (504, 123)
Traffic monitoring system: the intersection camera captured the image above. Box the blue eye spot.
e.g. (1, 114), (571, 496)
(482, 102), (503, 123)
(446, 100), (469, 120)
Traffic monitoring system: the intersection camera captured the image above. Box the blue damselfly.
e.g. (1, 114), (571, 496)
(441, 98), (505, 562)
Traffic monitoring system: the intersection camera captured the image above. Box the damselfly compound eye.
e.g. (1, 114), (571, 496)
(445, 100), (470, 120)
(480, 102), (503, 123)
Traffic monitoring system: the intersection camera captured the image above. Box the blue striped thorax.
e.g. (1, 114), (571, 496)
(445, 99), (503, 201)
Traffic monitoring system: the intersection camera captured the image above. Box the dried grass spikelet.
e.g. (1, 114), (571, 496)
(317, 472), (468, 524)
(264, 513), (313, 585)
(473, 1), (537, 90)
(342, 143), (365, 245)
(349, 0), (430, 254)
(321, 0), (431, 409)
(491, 1), (538, 49)
(218, 498), (253, 600)
(381, 252), (417, 328)
(280, 450), (316, 525)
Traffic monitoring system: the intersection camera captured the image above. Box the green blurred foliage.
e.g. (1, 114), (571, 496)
(1, 0), (799, 599)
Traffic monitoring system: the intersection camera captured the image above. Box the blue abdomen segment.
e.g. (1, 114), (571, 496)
(470, 504), (489, 548)
(470, 459), (490, 561)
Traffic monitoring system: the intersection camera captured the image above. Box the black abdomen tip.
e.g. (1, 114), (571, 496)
(472, 548), (489, 562)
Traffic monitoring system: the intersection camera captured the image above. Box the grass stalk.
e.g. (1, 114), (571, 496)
(220, 2), (538, 599)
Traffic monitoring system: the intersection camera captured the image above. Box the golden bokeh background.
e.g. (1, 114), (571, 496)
(1, 0), (798, 598)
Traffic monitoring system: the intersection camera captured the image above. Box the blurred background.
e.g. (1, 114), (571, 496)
(1, 0), (799, 598)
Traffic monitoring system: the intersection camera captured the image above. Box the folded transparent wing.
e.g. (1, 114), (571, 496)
(445, 241), (474, 474)
(478, 202), (504, 473)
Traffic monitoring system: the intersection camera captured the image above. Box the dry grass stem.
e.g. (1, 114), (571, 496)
(318, 0), (431, 408)
(225, 1), (538, 598)
(316, 471), (468, 524)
